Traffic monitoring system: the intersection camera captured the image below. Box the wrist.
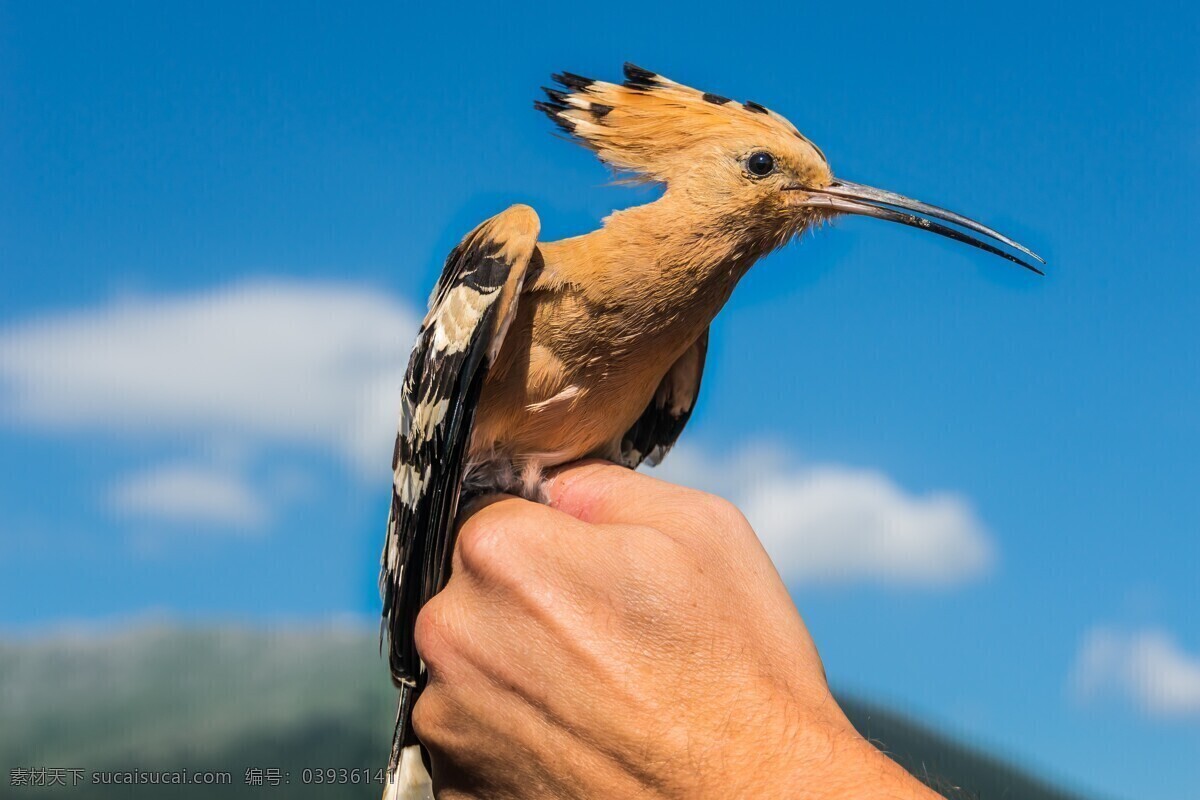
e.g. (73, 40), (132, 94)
(751, 712), (943, 800)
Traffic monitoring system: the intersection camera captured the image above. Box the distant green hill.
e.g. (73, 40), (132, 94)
(0, 624), (1096, 799)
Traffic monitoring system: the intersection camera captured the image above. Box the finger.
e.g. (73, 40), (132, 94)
(452, 492), (592, 581)
(448, 492), (514, 580)
(544, 460), (711, 529)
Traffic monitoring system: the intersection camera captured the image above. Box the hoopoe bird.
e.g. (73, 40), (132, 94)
(380, 63), (1043, 799)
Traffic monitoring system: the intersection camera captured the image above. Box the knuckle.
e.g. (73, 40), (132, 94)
(679, 489), (741, 527)
(673, 491), (752, 552)
(410, 690), (443, 745)
(413, 595), (455, 670)
(699, 493), (746, 528)
(456, 514), (510, 576)
(457, 500), (547, 582)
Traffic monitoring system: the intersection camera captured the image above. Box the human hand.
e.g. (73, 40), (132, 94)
(412, 462), (940, 799)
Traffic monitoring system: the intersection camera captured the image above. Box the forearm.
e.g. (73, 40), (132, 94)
(712, 694), (943, 800)
(774, 726), (944, 800)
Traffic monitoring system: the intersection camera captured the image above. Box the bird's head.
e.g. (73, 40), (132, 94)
(536, 64), (1042, 273)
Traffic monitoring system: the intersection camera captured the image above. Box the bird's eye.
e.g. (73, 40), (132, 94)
(746, 151), (776, 177)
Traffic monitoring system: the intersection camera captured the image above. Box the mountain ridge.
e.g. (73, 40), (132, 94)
(1, 623), (1102, 799)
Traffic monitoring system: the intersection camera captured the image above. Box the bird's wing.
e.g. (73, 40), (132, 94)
(380, 203), (539, 701)
(618, 328), (709, 468)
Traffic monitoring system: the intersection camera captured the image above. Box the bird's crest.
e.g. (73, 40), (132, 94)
(536, 63), (826, 183)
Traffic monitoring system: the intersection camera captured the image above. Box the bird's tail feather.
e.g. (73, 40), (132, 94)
(383, 685), (432, 800)
(382, 746), (432, 800)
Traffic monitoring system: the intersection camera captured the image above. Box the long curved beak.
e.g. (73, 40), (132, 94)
(795, 179), (1045, 275)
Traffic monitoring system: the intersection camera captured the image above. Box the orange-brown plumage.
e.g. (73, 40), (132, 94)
(471, 68), (844, 480)
(381, 63), (1043, 799)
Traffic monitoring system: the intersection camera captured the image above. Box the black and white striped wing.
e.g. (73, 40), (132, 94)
(619, 328), (708, 468)
(380, 204), (539, 724)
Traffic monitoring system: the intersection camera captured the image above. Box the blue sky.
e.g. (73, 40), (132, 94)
(1, 1), (1197, 797)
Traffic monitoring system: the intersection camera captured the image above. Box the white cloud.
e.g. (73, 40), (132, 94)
(107, 463), (268, 529)
(1071, 626), (1200, 718)
(0, 280), (419, 471)
(0, 281), (994, 576)
(649, 443), (994, 586)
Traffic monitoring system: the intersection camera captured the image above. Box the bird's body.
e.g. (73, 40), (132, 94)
(469, 197), (759, 491)
(380, 64), (1043, 799)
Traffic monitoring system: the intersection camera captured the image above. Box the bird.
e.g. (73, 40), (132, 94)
(379, 62), (1043, 799)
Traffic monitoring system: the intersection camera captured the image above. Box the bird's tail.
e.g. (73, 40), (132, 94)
(382, 684), (433, 800)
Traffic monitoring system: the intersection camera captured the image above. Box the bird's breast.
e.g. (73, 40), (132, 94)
(469, 284), (699, 470)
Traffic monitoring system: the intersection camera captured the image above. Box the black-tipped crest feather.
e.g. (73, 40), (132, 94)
(622, 62), (659, 89)
(552, 71), (594, 91)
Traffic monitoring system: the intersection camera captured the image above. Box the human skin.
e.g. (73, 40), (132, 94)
(412, 462), (944, 800)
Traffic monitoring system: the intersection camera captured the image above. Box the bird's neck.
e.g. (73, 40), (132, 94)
(542, 190), (781, 326)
